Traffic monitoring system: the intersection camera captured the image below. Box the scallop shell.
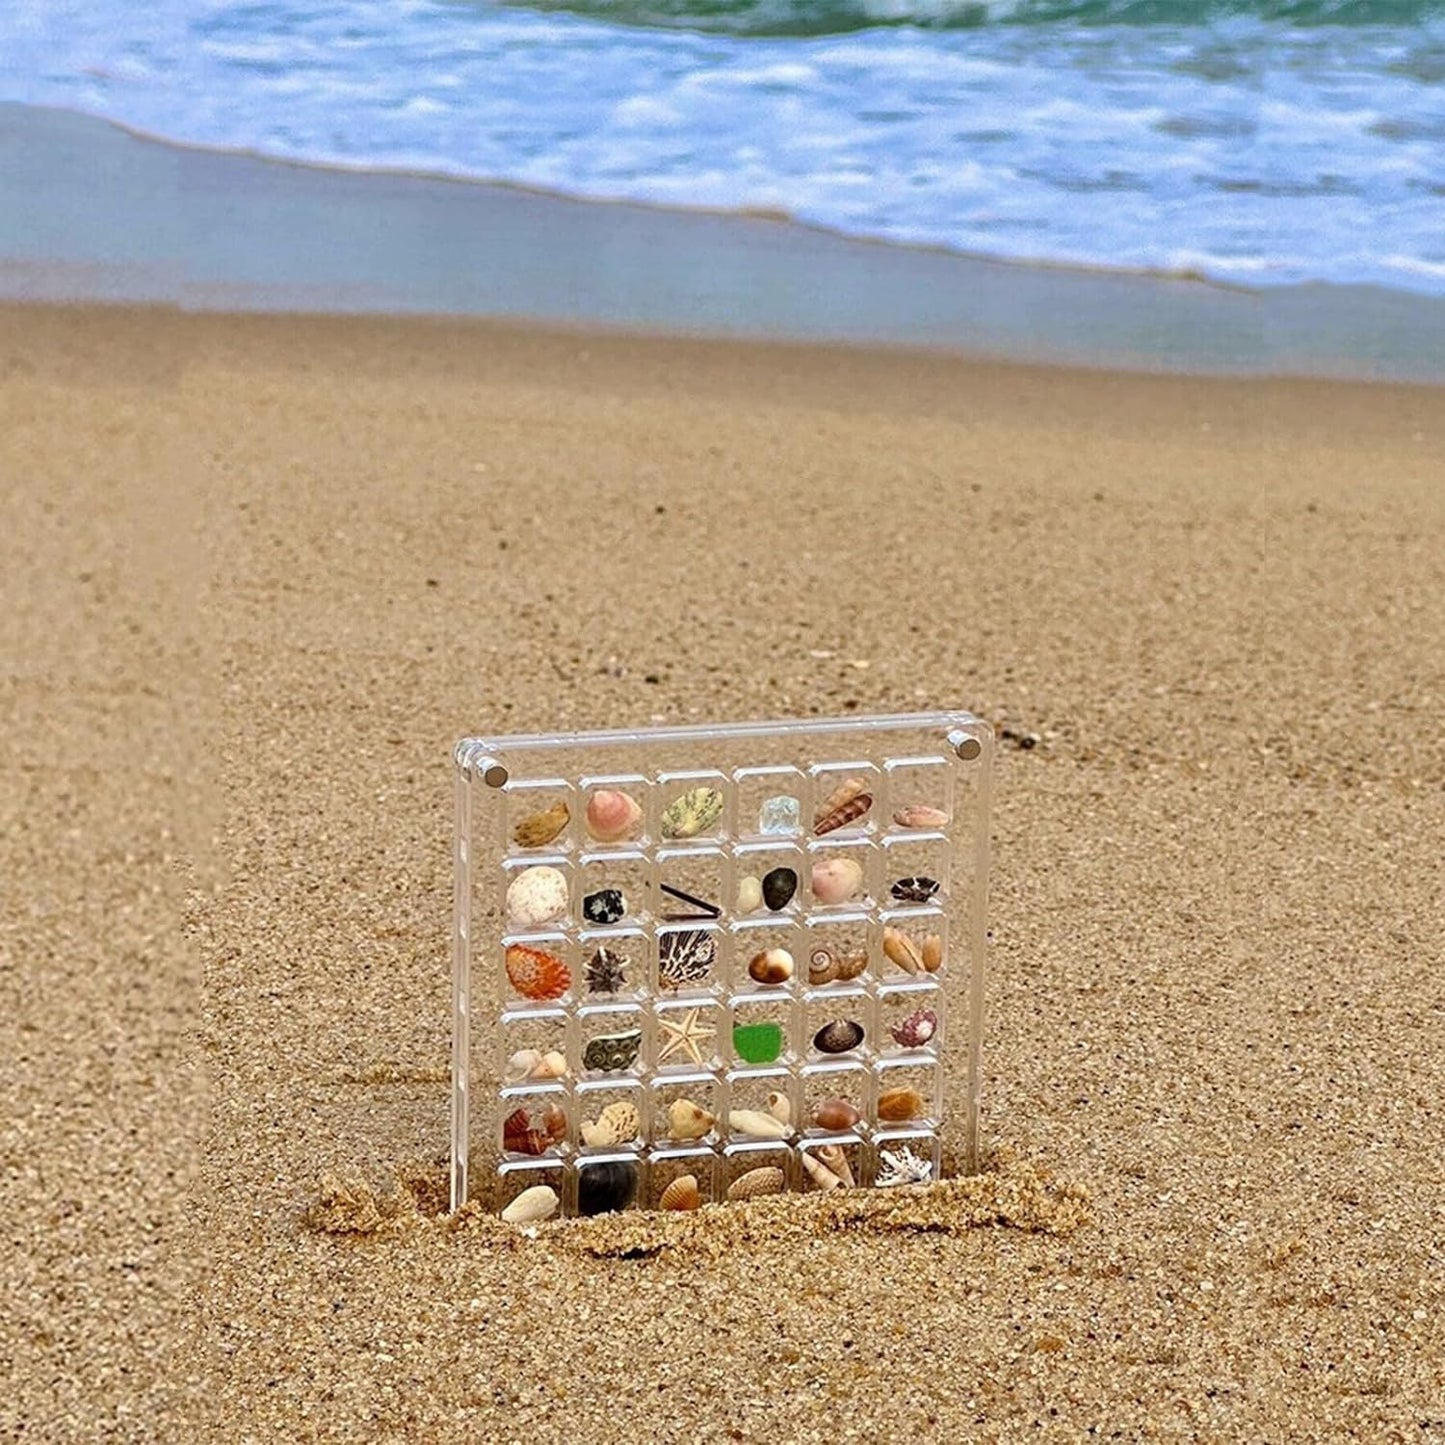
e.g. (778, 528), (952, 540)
(729, 1109), (791, 1140)
(802, 1153), (844, 1192)
(501, 1184), (559, 1224)
(586, 788), (643, 842)
(817, 1143), (855, 1188)
(505, 865), (569, 928)
(892, 804), (949, 830)
(512, 799), (570, 848)
(581, 1099), (640, 1147)
(660, 786), (723, 840)
(766, 1091), (792, 1125)
(747, 947), (794, 986)
(808, 947), (840, 986)
(726, 1166), (786, 1202)
(877, 1085), (926, 1122)
(503, 1108), (551, 1156)
(814, 777), (873, 835)
(922, 935), (944, 973)
(666, 1098), (715, 1141)
(813, 1097), (861, 1131)
(882, 927), (923, 976)
(813, 1019), (865, 1055)
(504, 943), (571, 1001)
(889, 1007), (938, 1049)
(659, 1174), (701, 1211)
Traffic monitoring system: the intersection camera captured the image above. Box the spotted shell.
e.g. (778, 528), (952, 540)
(504, 943), (571, 1001)
(814, 777), (873, 835)
(512, 799), (570, 848)
(661, 785), (724, 839)
(726, 1166), (786, 1202)
(502, 1108), (551, 1156)
(581, 1099), (640, 1147)
(505, 865), (569, 928)
(660, 1174), (701, 1211)
(889, 1007), (938, 1050)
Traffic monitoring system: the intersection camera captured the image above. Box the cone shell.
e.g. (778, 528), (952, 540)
(660, 1174), (701, 1211)
(666, 1098), (715, 1140)
(505, 866), (569, 928)
(878, 1085), (926, 1122)
(729, 1109), (791, 1140)
(814, 777), (872, 835)
(580, 1099), (640, 1146)
(501, 1184), (559, 1224)
(811, 857), (864, 905)
(586, 789), (643, 843)
(882, 927), (923, 976)
(505, 943), (571, 1001)
(893, 804), (949, 830)
(512, 799), (570, 848)
(813, 1097), (861, 1131)
(747, 947), (794, 986)
(727, 1166), (786, 1202)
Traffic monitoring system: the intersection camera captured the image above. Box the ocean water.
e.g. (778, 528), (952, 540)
(1, 0), (1442, 294)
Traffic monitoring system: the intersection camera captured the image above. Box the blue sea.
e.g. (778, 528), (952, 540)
(1, 0), (1443, 294)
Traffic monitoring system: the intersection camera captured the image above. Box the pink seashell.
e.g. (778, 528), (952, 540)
(811, 856), (864, 906)
(893, 804), (949, 830)
(586, 789), (643, 842)
(889, 1007), (938, 1049)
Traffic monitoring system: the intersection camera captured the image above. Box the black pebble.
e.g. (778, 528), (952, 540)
(891, 876), (940, 904)
(583, 888), (625, 925)
(762, 866), (798, 911)
(577, 1159), (639, 1216)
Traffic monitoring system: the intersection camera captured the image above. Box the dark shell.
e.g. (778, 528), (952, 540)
(585, 945), (628, 994)
(583, 887), (626, 925)
(813, 1019), (865, 1055)
(582, 1028), (642, 1073)
(577, 1159), (639, 1217)
(658, 928), (716, 990)
(890, 876), (940, 905)
(761, 867), (798, 911)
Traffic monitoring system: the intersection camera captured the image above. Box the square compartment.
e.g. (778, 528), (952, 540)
(578, 774), (648, 848)
(799, 1137), (864, 1193)
(500, 858), (575, 933)
(882, 754), (954, 835)
(500, 1009), (571, 1084)
(578, 850), (651, 929)
(577, 929), (648, 1003)
(497, 1158), (567, 1220)
(733, 766), (806, 841)
(808, 761), (882, 840)
(575, 1153), (645, 1216)
(804, 838), (876, 913)
(647, 1148), (719, 1210)
(728, 919), (803, 995)
(878, 916), (947, 982)
(655, 847), (729, 925)
(655, 923), (723, 996)
(652, 997), (723, 1074)
(498, 1088), (570, 1160)
(880, 833), (950, 911)
(732, 841), (805, 920)
(871, 1130), (941, 1189)
(650, 1072), (723, 1148)
(872, 1057), (942, 1130)
(576, 1005), (645, 1080)
(503, 777), (576, 856)
(876, 982), (944, 1059)
(802, 988), (872, 1065)
(574, 1079), (646, 1152)
(656, 770), (730, 842)
(728, 992), (798, 1070)
(799, 912), (872, 989)
(724, 1068), (796, 1144)
(800, 1060), (872, 1137)
(722, 1141), (794, 1202)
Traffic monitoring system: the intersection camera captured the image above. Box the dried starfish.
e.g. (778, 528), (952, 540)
(656, 1007), (716, 1067)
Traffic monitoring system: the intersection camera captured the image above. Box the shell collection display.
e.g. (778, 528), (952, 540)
(487, 759), (960, 1221)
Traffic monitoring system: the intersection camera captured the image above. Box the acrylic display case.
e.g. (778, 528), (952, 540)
(451, 711), (992, 1218)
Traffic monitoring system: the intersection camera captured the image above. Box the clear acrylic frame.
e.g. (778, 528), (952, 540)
(451, 711), (992, 1215)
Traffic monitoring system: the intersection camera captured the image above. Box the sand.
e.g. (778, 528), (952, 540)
(2, 301), (1443, 1441)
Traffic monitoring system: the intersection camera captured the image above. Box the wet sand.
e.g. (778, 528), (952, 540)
(2, 302), (1443, 1440)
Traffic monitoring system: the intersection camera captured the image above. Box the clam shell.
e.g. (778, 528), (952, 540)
(811, 857), (864, 905)
(586, 789), (643, 843)
(808, 947), (840, 986)
(813, 1018), (865, 1055)
(877, 1085), (925, 1122)
(766, 1091), (792, 1125)
(922, 934), (944, 973)
(581, 1099), (640, 1146)
(666, 1098), (715, 1140)
(814, 777), (873, 835)
(747, 947), (794, 986)
(726, 1166), (786, 1202)
(501, 1184), (559, 1224)
(813, 1097), (861, 1131)
(892, 804), (949, 830)
(729, 1109), (791, 1140)
(660, 785), (724, 839)
(505, 865), (569, 928)
(802, 1153), (843, 1192)
(504, 943), (571, 1001)
(512, 799), (570, 848)
(736, 875), (763, 914)
(659, 1174), (701, 1211)
(882, 927), (923, 976)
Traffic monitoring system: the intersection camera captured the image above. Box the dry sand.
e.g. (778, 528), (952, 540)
(2, 302), (1443, 1441)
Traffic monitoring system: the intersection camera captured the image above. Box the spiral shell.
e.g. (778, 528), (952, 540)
(504, 943), (571, 1001)
(580, 1099), (640, 1147)
(817, 1143), (855, 1188)
(660, 1174), (701, 1211)
(808, 947), (840, 986)
(802, 1153), (844, 1192)
(726, 1166), (786, 1202)
(512, 799), (570, 848)
(814, 777), (873, 835)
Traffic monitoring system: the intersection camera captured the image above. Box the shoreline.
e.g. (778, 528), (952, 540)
(4, 102), (1444, 383)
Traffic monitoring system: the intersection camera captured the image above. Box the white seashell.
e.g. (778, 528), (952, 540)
(728, 1109), (791, 1140)
(580, 1099), (639, 1147)
(817, 1143), (855, 1189)
(504, 1048), (542, 1083)
(765, 1091), (791, 1126)
(802, 1153), (844, 1192)
(501, 1184), (559, 1224)
(736, 875), (763, 914)
(535, 1050), (568, 1080)
(506, 865), (569, 928)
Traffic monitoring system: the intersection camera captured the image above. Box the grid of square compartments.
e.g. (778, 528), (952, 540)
(452, 715), (991, 1217)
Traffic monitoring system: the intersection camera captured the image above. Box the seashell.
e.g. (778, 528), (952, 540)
(658, 928), (716, 990)
(836, 949), (869, 981)
(892, 804), (949, 830)
(813, 1019), (864, 1055)
(585, 945), (628, 994)
(505, 866), (569, 928)
(761, 867), (798, 911)
(875, 1145), (934, 1188)
(890, 1007), (938, 1049)
(727, 1166), (786, 1202)
(891, 876), (940, 905)
(813, 1097), (861, 1131)
(504, 943), (571, 1001)
(504, 1048), (543, 1084)
(541, 1103), (568, 1142)
(877, 1085), (926, 1122)
(814, 777), (873, 835)
(922, 935), (944, 973)
(882, 927), (923, 976)
(581, 1099), (640, 1147)
(731, 1021), (784, 1065)
(736, 875), (763, 914)
(659, 1174), (701, 1211)
(503, 1108), (551, 1156)
(586, 789), (643, 843)
(802, 1153), (844, 1192)
(817, 1143), (856, 1188)
(808, 947), (840, 986)
(582, 1028), (642, 1073)
(536, 1050), (568, 1080)
(582, 887), (625, 925)
(766, 1091), (792, 1125)
(512, 799), (570, 849)
(501, 1184), (559, 1224)
(811, 856), (864, 906)
(759, 795), (801, 835)
(747, 947), (794, 986)
(577, 1159), (638, 1216)
(729, 1109), (791, 1140)
(660, 786), (723, 840)
(666, 1098), (715, 1140)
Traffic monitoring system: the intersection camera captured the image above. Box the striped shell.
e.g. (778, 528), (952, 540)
(658, 928), (716, 990)
(502, 1108), (551, 1156)
(660, 1174), (701, 1211)
(727, 1166), (786, 1202)
(504, 943), (571, 1001)
(814, 777), (873, 835)
(817, 1143), (856, 1189)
